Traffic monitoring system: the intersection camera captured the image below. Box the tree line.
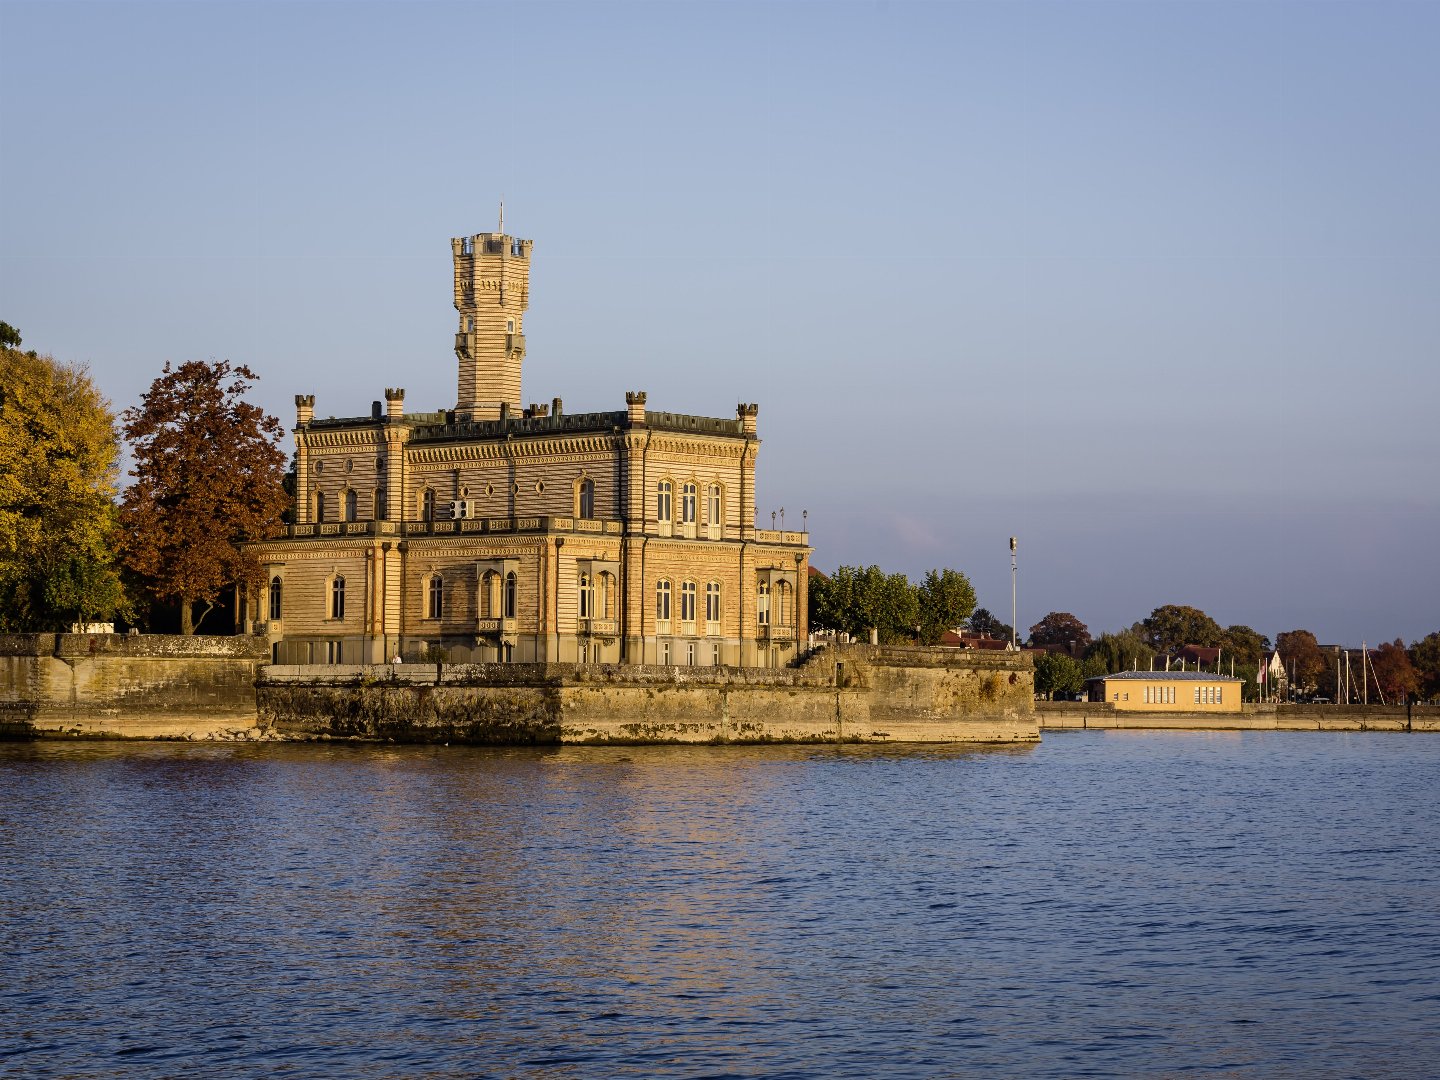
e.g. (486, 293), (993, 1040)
(807, 557), (1440, 705)
(1026, 604), (1439, 705)
(1, 322), (286, 635)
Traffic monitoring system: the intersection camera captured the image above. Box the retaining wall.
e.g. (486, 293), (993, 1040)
(257, 645), (1038, 745)
(1037, 699), (1440, 732)
(0, 634), (270, 740)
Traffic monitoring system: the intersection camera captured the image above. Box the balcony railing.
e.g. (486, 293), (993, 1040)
(753, 529), (809, 546)
(278, 517), (621, 541)
(577, 618), (619, 637)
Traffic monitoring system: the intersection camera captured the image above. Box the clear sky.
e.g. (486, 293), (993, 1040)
(2, 0), (1436, 646)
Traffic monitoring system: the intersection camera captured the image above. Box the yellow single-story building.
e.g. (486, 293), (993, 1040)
(1085, 670), (1244, 713)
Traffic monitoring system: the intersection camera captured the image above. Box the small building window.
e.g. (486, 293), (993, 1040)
(657, 481), (673, 523)
(578, 477), (595, 519)
(422, 489), (435, 522)
(705, 581), (721, 625)
(596, 572), (612, 619)
(375, 487), (387, 520)
(269, 576), (282, 621)
(344, 489), (358, 523)
(757, 581), (770, 626)
(579, 573), (593, 619)
(1195, 687), (1201, 704)
(314, 491), (326, 523)
(681, 482), (697, 524)
(427, 575), (443, 620)
(504, 571), (517, 619)
(330, 576), (346, 620)
(680, 581), (696, 624)
(656, 579), (672, 622)
(707, 484), (722, 525)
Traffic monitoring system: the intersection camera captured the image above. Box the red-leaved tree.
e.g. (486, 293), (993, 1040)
(120, 361), (287, 634)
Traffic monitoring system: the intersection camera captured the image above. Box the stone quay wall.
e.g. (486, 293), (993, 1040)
(256, 645), (1038, 745)
(0, 634), (271, 740)
(1037, 699), (1440, 733)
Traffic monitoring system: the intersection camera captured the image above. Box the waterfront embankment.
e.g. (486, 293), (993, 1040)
(0, 633), (270, 740)
(1038, 700), (1440, 732)
(257, 645), (1038, 745)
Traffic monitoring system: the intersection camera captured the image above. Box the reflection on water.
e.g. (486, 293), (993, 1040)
(2, 734), (1437, 1077)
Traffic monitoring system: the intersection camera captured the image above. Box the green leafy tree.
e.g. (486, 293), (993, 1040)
(808, 564), (919, 644)
(0, 338), (128, 630)
(968, 607), (1014, 643)
(1411, 632), (1440, 699)
(916, 568), (976, 645)
(1028, 611), (1091, 651)
(0, 321), (22, 350)
(1369, 640), (1420, 702)
(120, 360), (287, 634)
(1033, 652), (1084, 699)
(1275, 629), (1327, 694)
(1080, 654), (1108, 680)
(1142, 605), (1223, 652)
(1085, 630), (1154, 674)
(1221, 624), (1270, 667)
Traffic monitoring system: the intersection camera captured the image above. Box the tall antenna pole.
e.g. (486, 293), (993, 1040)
(1009, 536), (1018, 650)
(498, 197), (505, 233)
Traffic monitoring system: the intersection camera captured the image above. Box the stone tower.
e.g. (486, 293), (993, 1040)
(452, 230), (533, 420)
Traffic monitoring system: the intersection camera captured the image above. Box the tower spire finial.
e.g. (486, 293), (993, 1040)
(498, 196), (504, 234)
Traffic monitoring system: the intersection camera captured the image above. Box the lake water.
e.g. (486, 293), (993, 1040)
(2, 731), (1437, 1078)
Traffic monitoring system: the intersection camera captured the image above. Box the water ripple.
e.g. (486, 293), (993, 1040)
(2, 733), (1438, 1077)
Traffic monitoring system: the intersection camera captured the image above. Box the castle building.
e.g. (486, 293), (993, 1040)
(249, 229), (811, 667)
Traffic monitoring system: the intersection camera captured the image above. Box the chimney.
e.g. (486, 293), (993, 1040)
(295, 394), (315, 426)
(384, 387), (404, 420)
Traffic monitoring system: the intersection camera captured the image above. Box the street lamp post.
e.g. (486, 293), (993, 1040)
(1009, 536), (1018, 650)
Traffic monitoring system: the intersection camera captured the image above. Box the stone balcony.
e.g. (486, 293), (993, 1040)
(577, 618), (619, 637)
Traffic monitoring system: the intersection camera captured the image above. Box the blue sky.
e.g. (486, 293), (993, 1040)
(2, 0), (1436, 645)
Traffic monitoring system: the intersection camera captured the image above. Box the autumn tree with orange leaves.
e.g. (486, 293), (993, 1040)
(120, 361), (287, 634)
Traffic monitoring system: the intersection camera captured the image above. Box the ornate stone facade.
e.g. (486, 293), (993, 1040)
(248, 229), (810, 666)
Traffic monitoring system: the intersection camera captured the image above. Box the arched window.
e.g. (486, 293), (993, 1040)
(314, 491), (326, 523)
(504, 571), (517, 619)
(375, 487), (387, 520)
(427, 574), (443, 620)
(481, 571), (499, 618)
(578, 477), (595, 519)
(578, 573), (593, 619)
(707, 484), (722, 525)
(756, 581), (770, 626)
(421, 489), (435, 522)
(330, 576), (346, 620)
(705, 581), (721, 625)
(681, 482), (697, 524)
(269, 576), (282, 621)
(656, 481), (672, 523)
(680, 581), (696, 624)
(344, 488), (358, 523)
(656, 579), (672, 622)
